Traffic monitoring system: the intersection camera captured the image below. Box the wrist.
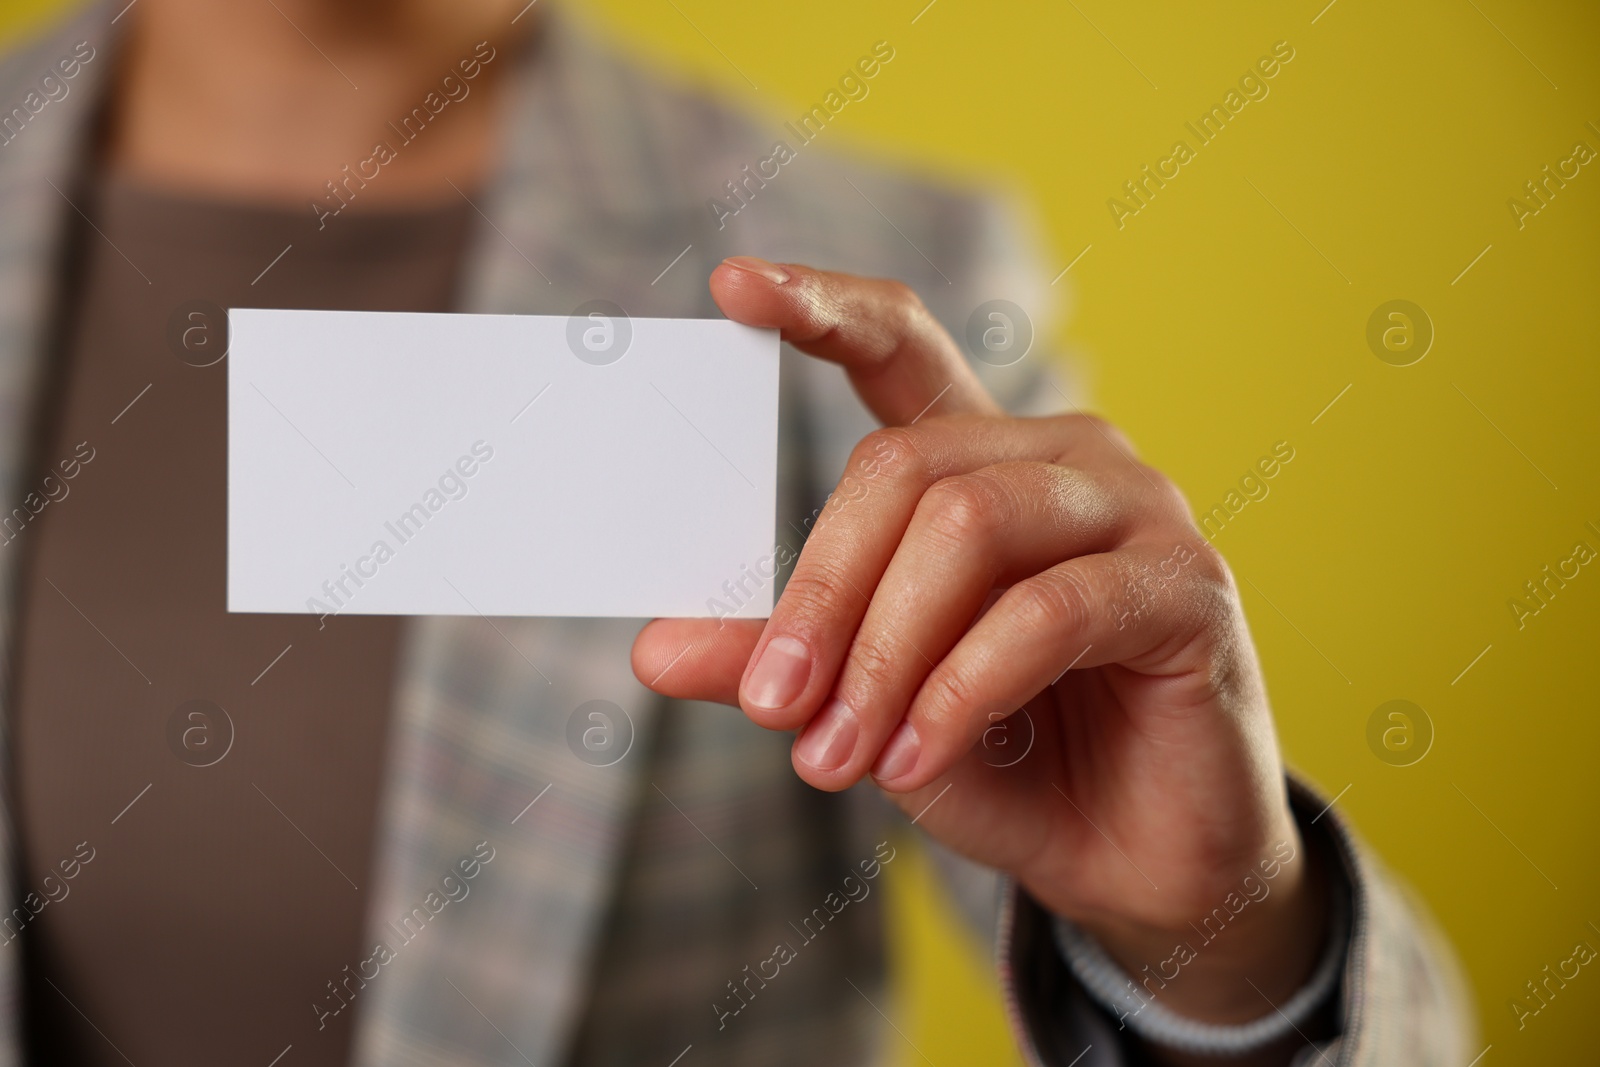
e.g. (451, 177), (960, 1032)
(1071, 824), (1329, 1025)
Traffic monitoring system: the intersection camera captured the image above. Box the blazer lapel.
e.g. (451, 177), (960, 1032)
(0, 5), (119, 1065)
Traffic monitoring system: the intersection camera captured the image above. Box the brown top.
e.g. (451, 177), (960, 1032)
(8, 175), (474, 1066)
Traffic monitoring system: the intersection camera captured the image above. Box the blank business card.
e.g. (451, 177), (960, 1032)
(228, 308), (779, 619)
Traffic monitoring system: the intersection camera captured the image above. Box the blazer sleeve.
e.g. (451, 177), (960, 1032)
(997, 775), (1479, 1066)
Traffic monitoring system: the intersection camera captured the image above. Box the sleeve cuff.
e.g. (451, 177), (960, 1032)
(995, 774), (1472, 1066)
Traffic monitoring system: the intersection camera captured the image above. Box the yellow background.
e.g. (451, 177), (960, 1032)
(4, 1), (1598, 1063)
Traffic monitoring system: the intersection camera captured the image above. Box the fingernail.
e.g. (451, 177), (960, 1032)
(873, 721), (921, 783)
(795, 699), (857, 772)
(746, 636), (810, 710)
(722, 256), (791, 285)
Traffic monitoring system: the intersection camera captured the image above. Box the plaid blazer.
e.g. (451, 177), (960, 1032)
(0, 4), (1472, 1066)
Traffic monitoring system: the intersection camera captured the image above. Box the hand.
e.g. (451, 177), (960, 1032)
(632, 257), (1329, 1040)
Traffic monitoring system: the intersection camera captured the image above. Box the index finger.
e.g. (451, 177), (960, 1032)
(712, 257), (1000, 426)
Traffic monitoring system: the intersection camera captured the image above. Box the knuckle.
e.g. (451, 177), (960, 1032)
(917, 664), (986, 731)
(843, 630), (904, 694)
(1142, 467), (1192, 518)
(1010, 565), (1095, 637)
(1191, 541), (1236, 597)
(1177, 542), (1237, 625)
(1181, 537), (1229, 585)
(888, 282), (944, 351)
(1051, 464), (1114, 522)
(919, 474), (1004, 550)
(1069, 411), (1140, 458)
(854, 425), (928, 485)
(774, 563), (852, 633)
(881, 278), (927, 320)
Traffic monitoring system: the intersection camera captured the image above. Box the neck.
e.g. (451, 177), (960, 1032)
(105, 0), (528, 208)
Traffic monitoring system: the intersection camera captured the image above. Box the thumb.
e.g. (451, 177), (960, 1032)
(632, 618), (763, 705)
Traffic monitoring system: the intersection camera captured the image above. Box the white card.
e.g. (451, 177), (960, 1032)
(228, 309), (779, 619)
